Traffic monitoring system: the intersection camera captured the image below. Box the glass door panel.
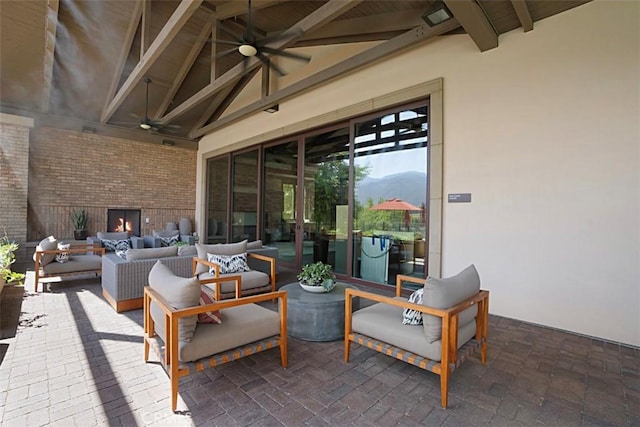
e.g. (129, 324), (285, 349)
(263, 141), (297, 267)
(206, 156), (229, 243)
(232, 150), (258, 242)
(352, 105), (429, 286)
(303, 127), (350, 273)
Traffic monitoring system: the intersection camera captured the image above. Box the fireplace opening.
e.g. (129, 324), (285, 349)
(107, 209), (141, 237)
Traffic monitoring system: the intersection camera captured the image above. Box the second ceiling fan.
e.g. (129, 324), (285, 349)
(213, 0), (311, 76)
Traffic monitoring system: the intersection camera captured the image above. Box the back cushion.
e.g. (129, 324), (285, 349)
(148, 261), (200, 342)
(97, 232), (129, 241)
(422, 264), (480, 343)
(195, 240), (247, 275)
(33, 236), (58, 267)
(246, 240), (263, 250)
(153, 229), (180, 239)
(126, 246), (178, 261)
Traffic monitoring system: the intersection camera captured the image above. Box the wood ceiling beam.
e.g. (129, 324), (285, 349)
(511, 0), (533, 32)
(103, 1), (144, 118)
(100, 0), (203, 124)
(159, 0), (363, 126)
(191, 19), (461, 138)
(41, 0), (59, 113)
(443, 0), (497, 51)
(215, 0), (283, 20)
(140, 0), (152, 59)
(153, 18), (213, 120)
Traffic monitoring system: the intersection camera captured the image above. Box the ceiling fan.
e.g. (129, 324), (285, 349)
(213, 0), (311, 76)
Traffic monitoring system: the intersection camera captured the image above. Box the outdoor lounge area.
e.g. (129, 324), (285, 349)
(0, 0), (638, 426)
(0, 272), (636, 425)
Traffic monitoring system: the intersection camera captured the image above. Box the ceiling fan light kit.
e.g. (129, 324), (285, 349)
(238, 44), (257, 57)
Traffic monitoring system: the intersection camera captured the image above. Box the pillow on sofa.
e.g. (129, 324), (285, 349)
(97, 232), (129, 241)
(198, 287), (223, 324)
(422, 264), (480, 343)
(126, 246), (178, 261)
(246, 240), (263, 250)
(33, 236), (57, 267)
(402, 288), (424, 325)
(206, 252), (250, 274)
(153, 229), (180, 238)
(102, 239), (131, 253)
(55, 242), (71, 264)
(178, 245), (197, 257)
(195, 240), (248, 275)
(148, 261), (200, 342)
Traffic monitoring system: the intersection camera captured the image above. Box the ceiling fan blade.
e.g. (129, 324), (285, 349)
(260, 46), (311, 62)
(215, 46), (242, 58)
(257, 52), (286, 77)
(211, 38), (243, 47)
(257, 27), (304, 46)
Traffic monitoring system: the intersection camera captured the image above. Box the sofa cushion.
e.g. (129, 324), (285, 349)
(246, 240), (263, 250)
(55, 242), (71, 264)
(153, 229), (180, 239)
(195, 240), (247, 275)
(97, 232), (129, 241)
(206, 252), (250, 274)
(148, 261), (200, 342)
(43, 254), (102, 274)
(422, 264), (480, 343)
(402, 288), (424, 325)
(200, 270), (269, 296)
(34, 236), (57, 267)
(102, 239), (131, 253)
(178, 245), (197, 257)
(198, 287), (223, 324)
(126, 246), (178, 261)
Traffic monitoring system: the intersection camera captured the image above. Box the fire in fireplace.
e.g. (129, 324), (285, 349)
(107, 209), (141, 237)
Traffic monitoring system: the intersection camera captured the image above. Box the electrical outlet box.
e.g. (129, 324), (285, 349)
(145, 217), (150, 224)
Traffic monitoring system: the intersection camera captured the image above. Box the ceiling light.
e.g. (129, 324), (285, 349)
(140, 123), (152, 130)
(238, 44), (257, 57)
(422, 1), (453, 27)
(264, 105), (279, 113)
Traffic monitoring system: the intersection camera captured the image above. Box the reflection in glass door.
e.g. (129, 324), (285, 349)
(263, 141), (298, 268)
(232, 150), (258, 242)
(206, 156), (229, 243)
(303, 127), (350, 273)
(352, 105), (429, 286)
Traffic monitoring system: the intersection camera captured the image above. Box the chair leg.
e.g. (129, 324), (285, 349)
(280, 336), (288, 368)
(440, 369), (449, 408)
(344, 337), (351, 362)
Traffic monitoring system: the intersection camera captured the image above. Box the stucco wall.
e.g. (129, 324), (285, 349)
(198, 1), (640, 346)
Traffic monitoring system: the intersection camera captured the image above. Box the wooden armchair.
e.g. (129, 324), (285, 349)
(344, 265), (489, 408)
(144, 261), (287, 412)
(34, 237), (105, 292)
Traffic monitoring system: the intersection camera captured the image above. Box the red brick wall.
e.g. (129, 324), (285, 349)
(28, 127), (196, 241)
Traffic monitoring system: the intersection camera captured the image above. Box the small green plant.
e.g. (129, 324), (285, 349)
(0, 234), (25, 285)
(297, 261), (335, 287)
(70, 209), (88, 231)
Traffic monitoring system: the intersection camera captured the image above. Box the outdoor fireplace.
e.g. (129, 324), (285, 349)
(107, 209), (141, 237)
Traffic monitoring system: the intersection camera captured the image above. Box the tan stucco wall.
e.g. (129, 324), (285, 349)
(198, 1), (640, 346)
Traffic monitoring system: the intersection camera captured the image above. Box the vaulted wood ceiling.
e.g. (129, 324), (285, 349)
(0, 0), (589, 148)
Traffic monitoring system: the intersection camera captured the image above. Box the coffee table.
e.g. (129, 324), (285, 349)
(282, 282), (360, 342)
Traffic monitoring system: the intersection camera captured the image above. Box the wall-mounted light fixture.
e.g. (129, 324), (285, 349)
(82, 126), (96, 134)
(162, 139), (175, 146)
(422, 0), (453, 27)
(264, 105), (279, 113)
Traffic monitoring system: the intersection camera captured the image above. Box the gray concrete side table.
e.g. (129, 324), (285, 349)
(282, 282), (360, 342)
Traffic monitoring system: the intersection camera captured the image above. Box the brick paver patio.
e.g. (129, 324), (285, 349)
(0, 274), (637, 426)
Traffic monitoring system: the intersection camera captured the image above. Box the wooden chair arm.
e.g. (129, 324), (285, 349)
(192, 256), (220, 276)
(247, 252), (276, 292)
(35, 246), (105, 256)
(395, 274), (424, 297)
(200, 274), (243, 299)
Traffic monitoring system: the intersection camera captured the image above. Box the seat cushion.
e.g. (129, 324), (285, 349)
(148, 261), (200, 342)
(423, 264), (480, 343)
(199, 270), (269, 296)
(195, 240), (248, 275)
(42, 254), (102, 274)
(352, 299), (476, 362)
(179, 303), (280, 362)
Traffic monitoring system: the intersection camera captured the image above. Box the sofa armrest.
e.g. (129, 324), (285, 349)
(143, 235), (162, 248)
(130, 236), (145, 249)
(179, 234), (195, 245)
(86, 236), (102, 248)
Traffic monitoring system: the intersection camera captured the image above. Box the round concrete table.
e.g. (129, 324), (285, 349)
(282, 282), (360, 342)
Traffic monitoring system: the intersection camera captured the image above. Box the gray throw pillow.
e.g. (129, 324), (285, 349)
(422, 264), (480, 343)
(195, 240), (247, 275)
(33, 236), (58, 267)
(148, 261), (200, 342)
(246, 240), (263, 250)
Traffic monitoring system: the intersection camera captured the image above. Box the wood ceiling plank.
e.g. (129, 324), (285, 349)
(215, 0), (284, 20)
(103, 1), (144, 120)
(41, 0), (59, 113)
(159, 0), (363, 126)
(191, 19), (461, 138)
(153, 18), (213, 119)
(511, 0), (533, 32)
(100, 0), (204, 124)
(444, 0), (497, 51)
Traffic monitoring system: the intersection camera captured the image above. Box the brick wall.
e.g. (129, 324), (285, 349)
(28, 127), (196, 243)
(0, 115), (32, 270)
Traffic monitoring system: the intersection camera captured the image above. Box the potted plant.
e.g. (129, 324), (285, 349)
(1, 233), (26, 293)
(70, 209), (88, 240)
(297, 261), (336, 293)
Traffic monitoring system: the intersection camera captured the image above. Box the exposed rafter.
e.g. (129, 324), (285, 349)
(158, 0), (364, 127)
(100, 0), (204, 124)
(140, 0), (152, 59)
(511, 0), (533, 32)
(41, 0), (59, 113)
(444, 0), (498, 51)
(191, 19), (461, 138)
